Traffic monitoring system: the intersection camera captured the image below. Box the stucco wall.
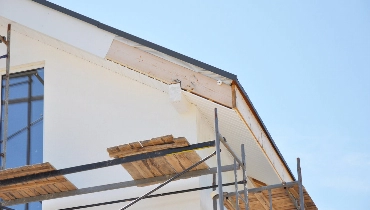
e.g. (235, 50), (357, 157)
(0, 22), (207, 209)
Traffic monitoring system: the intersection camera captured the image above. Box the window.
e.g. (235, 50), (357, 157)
(0, 68), (44, 210)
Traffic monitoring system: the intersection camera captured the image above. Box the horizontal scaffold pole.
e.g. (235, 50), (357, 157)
(0, 141), (215, 187)
(214, 181), (299, 199)
(60, 181), (246, 210)
(1, 164), (236, 206)
(122, 151), (217, 209)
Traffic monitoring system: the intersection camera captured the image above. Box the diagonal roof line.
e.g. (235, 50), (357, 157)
(32, 0), (237, 81)
(235, 80), (296, 180)
(31, 0), (295, 181)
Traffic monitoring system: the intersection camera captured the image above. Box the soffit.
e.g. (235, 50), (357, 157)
(183, 92), (281, 185)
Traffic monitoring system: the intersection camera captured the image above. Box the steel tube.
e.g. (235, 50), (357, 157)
(2, 164), (235, 206)
(233, 159), (239, 210)
(241, 144), (249, 210)
(213, 173), (217, 210)
(121, 151), (216, 209)
(1, 24), (11, 170)
(60, 181), (244, 210)
(214, 108), (224, 210)
(214, 181), (299, 199)
(297, 158), (304, 210)
(268, 189), (272, 210)
(0, 141), (215, 186)
(219, 136), (245, 170)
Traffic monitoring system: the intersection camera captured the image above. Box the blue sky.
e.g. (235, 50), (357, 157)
(48, 1), (370, 209)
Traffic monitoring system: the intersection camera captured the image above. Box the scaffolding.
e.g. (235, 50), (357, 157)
(0, 107), (316, 210)
(0, 24), (316, 209)
(0, 24), (11, 170)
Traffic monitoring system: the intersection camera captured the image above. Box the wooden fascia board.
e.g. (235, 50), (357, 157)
(232, 81), (295, 182)
(105, 39), (233, 108)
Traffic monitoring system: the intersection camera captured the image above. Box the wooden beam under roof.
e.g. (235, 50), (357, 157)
(106, 39), (233, 108)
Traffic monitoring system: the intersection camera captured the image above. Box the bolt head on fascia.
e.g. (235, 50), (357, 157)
(217, 80), (223, 85)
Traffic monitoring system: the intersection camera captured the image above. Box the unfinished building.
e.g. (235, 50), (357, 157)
(0, 0), (317, 209)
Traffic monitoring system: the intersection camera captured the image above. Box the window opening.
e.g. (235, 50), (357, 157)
(0, 68), (44, 210)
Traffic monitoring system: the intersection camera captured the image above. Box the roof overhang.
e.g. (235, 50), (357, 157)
(0, 0), (296, 182)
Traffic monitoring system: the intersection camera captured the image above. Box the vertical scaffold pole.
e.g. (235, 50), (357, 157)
(268, 189), (272, 210)
(297, 158), (304, 210)
(1, 24), (11, 170)
(212, 173), (217, 210)
(233, 159), (239, 210)
(241, 144), (249, 210)
(214, 108), (224, 210)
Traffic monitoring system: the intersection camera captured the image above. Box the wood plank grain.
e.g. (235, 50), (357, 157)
(142, 159), (163, 177)
(173, 153), (198, 171)
(106, 40), (233, 107)
(131, 161), (155, 178)
(108, 138), (189, 158)
(149, 157), (176, 175)
(163, 155), (185, 173)
(0, 178), (66, 192)
(53, 183), (69, 192)
(183, 152), (209, 170)
(121, 163), (144, 180)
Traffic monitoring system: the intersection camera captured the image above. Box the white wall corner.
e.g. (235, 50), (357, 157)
(169, 83), (190, 114)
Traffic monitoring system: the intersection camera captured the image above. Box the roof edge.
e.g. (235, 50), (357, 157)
(31, 0), (237, 81)
(31, 0), (294, 180)
(234, 79), (296, 181)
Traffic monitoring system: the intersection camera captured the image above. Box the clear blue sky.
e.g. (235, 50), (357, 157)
(48, 1), (370, 209)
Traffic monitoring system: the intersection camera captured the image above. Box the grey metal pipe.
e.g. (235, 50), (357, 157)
(1, 24), (11, 170)
(241, 144), (249, 210)
(213, 173), (217, 210)
(233, 159), (239, 210)
(214, 181), (299, 199)
(214, 108), (224, 210)
(219, 135), (245, 170)
(2, 165), (236, 206)
(121, 151), (216, 209)
(268, 189), (272, 210)
(297, 158), (304, 210)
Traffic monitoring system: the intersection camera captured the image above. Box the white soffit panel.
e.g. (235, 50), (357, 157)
(115, 36), (233, 85)
(183, 91), (281, 185)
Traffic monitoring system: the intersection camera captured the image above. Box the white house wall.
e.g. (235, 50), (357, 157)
(0, 0), (296, 185)
(0, 20), (207, 210)
(0, 0), (115, 58)
(0, 3), (296, 208)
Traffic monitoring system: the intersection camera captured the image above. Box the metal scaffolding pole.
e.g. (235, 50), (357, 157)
(1, 165), (236, 206)
(60, 181), (244, 210)
(0, 141), (215, 187)
(268, 189), (272, 210)
(0, 24), (11, 170)
(213, 173), (218, 210)
(241, 144), (249, 210)
(121, 151), (216, 210)
(219, 135), (244, 171)
(214, 181), (299, 199)
(233, 159), (239, 210)
(214, 108), (224, 210)
(297, 158), (304, 210)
